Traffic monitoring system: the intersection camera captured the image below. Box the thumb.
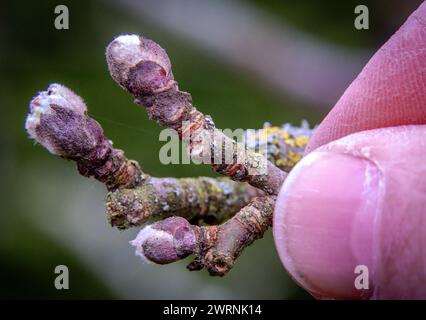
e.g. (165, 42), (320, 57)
(273, 125), (426, 299)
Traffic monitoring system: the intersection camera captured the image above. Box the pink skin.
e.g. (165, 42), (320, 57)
(273, 1), (426, 299)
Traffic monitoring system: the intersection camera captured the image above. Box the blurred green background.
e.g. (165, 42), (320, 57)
(0, 0), (422, 299)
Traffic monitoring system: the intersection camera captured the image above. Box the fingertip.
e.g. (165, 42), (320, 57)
(274, 125), (426, 299)
(274, 150), (378, 299)
(307, 1), (426, 152)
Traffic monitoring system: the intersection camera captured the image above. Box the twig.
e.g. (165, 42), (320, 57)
(107, 176), (261, 229)
(106, 35), (287, 195)
(104, 34), (316, 275)
(25, 83), (142, 190)
(25, 34), (315, 276)
(25, 84), (262, 228)
(131, 196), (274, 276)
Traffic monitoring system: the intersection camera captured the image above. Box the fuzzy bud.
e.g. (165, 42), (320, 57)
(130, 217), (198, 264)
(26, 84), (87, 143)
(25, 83), (108, 158)
(106, 34), (174, 95)
(25, 84), (142, 189)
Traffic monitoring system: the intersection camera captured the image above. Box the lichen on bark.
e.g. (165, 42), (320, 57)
(106, 176), (262, 229)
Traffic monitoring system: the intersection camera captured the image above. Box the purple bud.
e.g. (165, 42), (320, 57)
(129, 217), (198, 264)
(106, 34), (174, 95)
(25, 83), (108, 160)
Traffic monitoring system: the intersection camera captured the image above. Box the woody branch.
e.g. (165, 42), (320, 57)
(105, 34), (289, 275)
(25, 34), (313, 276)
(105, 35), (287, 195)
(25, 84), (261, 228)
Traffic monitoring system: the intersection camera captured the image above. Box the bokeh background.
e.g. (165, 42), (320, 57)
(0, 0), (422, 299)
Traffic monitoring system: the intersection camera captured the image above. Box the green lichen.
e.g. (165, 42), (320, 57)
(105, 176), (259, 229)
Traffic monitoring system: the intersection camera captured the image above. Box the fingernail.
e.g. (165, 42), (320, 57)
(273, 151), (381, 299)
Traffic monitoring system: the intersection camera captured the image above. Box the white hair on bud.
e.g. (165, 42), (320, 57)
(107, 34), (144, 86)
(25, 83), (87, 154)
(115, 34), (141, 46)
(129, 225), (173, 264)
(26, 84), (86, 121)
(25, 113), (42, 142)
(106, 34), (172, 88)
(46, 83), (87, 114)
